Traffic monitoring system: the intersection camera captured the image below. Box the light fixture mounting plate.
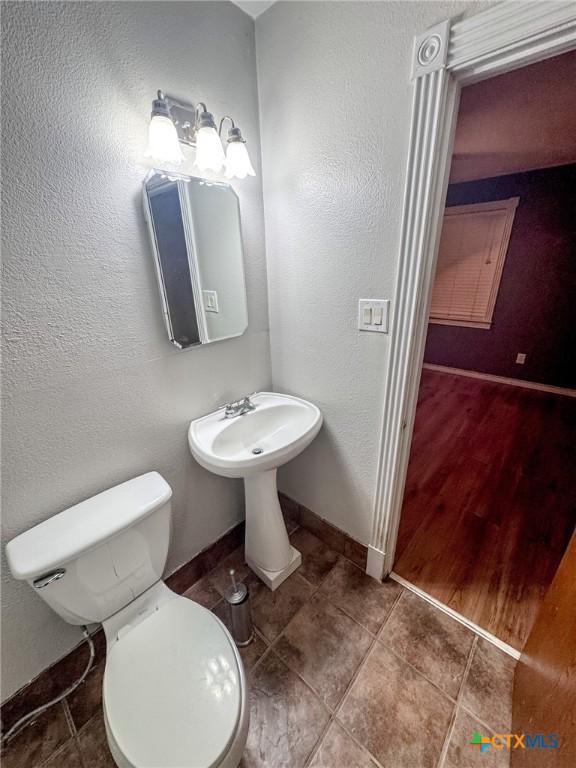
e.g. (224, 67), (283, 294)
(165, 97), (197, 147)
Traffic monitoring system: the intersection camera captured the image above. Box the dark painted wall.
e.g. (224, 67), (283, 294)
(424, 164), (576, 389)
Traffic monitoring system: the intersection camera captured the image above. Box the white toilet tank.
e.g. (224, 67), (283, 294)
(6, 472), (172, 625)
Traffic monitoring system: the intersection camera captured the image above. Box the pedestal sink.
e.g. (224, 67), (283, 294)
(188, 392), (322, 589)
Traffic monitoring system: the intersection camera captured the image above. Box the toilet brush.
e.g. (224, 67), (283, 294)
(224, 569), (253, 647)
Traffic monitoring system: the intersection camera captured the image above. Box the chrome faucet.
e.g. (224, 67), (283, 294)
(224, 395), (256, 419)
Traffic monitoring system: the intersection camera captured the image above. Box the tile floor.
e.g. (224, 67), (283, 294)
(2, 525), (516, 768)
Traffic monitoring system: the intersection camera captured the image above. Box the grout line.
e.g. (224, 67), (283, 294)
(267, 644), (331, 714)
(374, 581), (466, 703)
(254, 644), (334, 722)
(331, 611), (399, 768)
(333, 587), (404, 721)
(334, 584), (464, 768)
(303, 715), (335, 767)
(332, 718), (388, 768)
(389, 572), (521, 660)
(253, 626), (270, 647)
(250, 558), (399, 730)
(289, 517), (369, 574)
(435, 707), (458, 768)
(61, 699), (77, 737)
(202, 540), (409, 768)
(188, 540), (512, 768)
(286, 522), (300, 536)
(377, 640), (459, 705)
(458, 635), (478, 706)
(37, 733), (82, 768)
(435, 635), (478, 768)
(248, 644), (274, 676)
(459, 704), (505, 736)
(376, 585), (405, 637)
(333, 632), (380, 717)
(259, 546), (343, 645)
(211, 596), (224, 611)
(319, 593), (379, 637)
(314, 556), (402, 637)
(257, 586), (323, 647)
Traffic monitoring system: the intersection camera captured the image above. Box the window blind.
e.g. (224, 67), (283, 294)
(430, 198), (519, 329)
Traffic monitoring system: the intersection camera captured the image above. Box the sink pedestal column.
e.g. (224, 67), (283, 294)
(244, 469), (301, 590)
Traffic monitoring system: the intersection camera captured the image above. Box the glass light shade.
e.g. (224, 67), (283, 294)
(144, 115), (184, 164)
(194, 126), (225, 173)
(224, 141), (256, 180)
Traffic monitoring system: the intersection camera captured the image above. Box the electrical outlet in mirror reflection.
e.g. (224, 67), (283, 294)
(203, 290), (219, 313)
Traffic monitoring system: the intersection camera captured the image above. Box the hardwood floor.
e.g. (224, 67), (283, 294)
(394, 369), (576, 650)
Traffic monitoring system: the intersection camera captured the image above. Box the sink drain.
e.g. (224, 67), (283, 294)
(252, 447), (264, 455)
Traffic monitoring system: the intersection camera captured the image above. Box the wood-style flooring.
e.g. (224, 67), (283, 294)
(395, 369), (576, 651)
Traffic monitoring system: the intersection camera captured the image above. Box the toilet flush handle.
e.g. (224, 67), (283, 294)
(33, 569), (66, 589)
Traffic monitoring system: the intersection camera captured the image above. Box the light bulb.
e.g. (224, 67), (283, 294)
(194, 125), (225, 173)
(225, 141), (256, 180)
(144, 92), (184, 164)
(144, 115), (184, 164)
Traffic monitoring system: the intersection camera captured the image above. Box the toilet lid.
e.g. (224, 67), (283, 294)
(103, 597), (242, 768)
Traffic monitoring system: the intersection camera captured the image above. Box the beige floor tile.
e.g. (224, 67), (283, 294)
(1, 702), (71, 768)
(289, 528), (338, 586)
(251, 572), (315, 641)
(237, 633), (269, 674)
(308, 721), (377, 767)
(338, 641), (453, 768)
(76, 715), (116, 768)
(66, 662), (105, 732)
(241, 652), (329, 768)
(461, 639), (516, 732)
(380, 591), (475, 698)
(275, 593), (372, 709)
(183, 576), (222, 609)
(42, 739), (84, 768)
(443, 708), (511, 768)
(319, 557), (403, 633)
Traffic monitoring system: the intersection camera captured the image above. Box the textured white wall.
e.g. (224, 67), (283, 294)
(1, 1), (270, 700)
(256, 1), (491, 544)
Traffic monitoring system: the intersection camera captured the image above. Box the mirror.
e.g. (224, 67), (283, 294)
(143, 170), (248, 348)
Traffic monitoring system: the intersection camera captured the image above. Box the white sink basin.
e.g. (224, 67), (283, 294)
(188, 392), (323, 590)
(188, 392), (322, 478)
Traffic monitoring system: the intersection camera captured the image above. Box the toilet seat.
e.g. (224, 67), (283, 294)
(103, 595), (246, 768)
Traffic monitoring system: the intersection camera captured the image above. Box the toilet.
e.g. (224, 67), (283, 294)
(5, 472), (249, 768)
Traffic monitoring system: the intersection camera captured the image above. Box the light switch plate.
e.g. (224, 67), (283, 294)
(203, 290), (219, 313)
(358, 299), (389, 333)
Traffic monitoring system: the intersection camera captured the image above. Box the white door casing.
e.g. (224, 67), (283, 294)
(367, 1), (576, 580)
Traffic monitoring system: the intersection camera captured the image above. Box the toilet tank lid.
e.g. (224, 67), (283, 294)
(6, 472), (172, 581)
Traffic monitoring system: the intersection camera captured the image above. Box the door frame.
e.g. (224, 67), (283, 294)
(367, 0), (576, 580)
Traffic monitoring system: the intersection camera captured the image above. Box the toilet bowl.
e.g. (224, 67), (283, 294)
(102, 584), (249, 768)
(6, 472), (249, 768)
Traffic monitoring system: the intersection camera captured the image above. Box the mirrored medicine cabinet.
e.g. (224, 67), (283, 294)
(143, 170), (248, 348)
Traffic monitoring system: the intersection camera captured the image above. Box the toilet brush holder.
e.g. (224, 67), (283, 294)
(224, 569), (253, 647)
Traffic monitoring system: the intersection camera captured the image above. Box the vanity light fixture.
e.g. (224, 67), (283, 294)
(144, 90), (255, 179)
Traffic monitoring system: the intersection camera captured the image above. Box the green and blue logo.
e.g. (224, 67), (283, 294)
(470, 731), (559, 752)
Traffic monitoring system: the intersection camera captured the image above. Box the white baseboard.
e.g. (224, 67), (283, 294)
(423, 363), (576, 399)
(366, 545), (386, 580)
(390, 572), (521, 660)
